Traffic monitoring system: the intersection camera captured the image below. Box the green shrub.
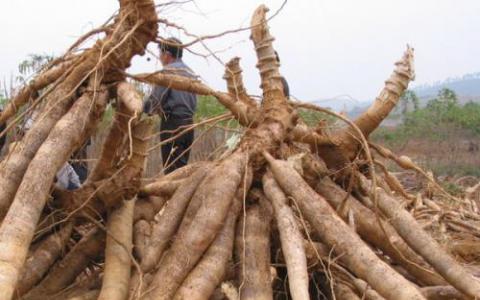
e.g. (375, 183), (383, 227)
(195, 95), (228, 120)
(194, 95), (239, 128)
(375, 88), (480, 144)
(297, 108), (335, 126)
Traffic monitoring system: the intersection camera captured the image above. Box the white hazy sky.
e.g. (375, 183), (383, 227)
(0, 0), (479, 103)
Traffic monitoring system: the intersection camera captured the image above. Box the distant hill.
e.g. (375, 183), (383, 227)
(413, 72), (480, 104)
(344, 72), (480, 119)
(309, 95), (365, 112)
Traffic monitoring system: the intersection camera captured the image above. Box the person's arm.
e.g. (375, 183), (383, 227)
(67, 170), (81, 190)
(64, 163), (81, 190)
(143, 85), (170, 115)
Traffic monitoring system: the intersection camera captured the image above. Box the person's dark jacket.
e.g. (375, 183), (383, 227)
(281, 76), (290, 98)
(0, 109), (5, 152)
(144, 59), (197, 119)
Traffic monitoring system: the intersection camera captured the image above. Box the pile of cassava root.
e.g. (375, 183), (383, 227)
(0, 1), (479, 299)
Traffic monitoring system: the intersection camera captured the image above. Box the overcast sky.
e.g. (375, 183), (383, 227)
(1, 0), (479, 104)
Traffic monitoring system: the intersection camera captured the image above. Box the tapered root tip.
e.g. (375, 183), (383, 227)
(397, 45), (415, 81)
(250, 5), (270, 42)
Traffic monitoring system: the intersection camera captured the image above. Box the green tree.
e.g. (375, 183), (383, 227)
(399, 89), (419, 115)
(16, 53), (54, 84)
(0, 92), (6, 108)
(426, 88), (457, 111)
(437, 88), (457, 107)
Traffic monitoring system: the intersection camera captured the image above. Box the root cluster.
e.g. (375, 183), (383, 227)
(0, 1), (479, 300)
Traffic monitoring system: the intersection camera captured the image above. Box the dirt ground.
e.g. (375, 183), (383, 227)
(374, 129), (480, 179)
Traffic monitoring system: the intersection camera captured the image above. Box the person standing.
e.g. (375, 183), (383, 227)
(144, 37), (197, 174)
